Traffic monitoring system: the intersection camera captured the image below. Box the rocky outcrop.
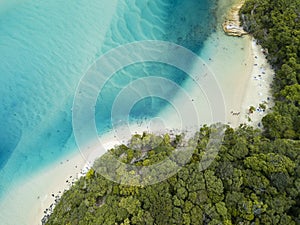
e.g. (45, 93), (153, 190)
(222, 0), (248, 37)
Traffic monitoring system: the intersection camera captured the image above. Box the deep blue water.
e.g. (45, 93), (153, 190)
(0, 0), (217, 197)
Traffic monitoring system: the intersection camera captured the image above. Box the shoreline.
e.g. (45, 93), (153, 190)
(0, 121), (188, 225)
(237, 38), (274, 127)
(0, 1), (275, 224)
(218, 0), (274, 127)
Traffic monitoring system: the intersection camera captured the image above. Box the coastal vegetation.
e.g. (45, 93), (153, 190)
(45, 126), (299, 225)
(45, 0), (300, 224)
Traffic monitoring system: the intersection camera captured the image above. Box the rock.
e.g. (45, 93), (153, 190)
(222, 0), (248, 37)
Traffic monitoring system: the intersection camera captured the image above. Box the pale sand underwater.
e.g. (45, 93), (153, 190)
(0, 32), (273, 225)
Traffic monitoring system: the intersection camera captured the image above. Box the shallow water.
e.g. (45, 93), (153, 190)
(0, 0), (218, 197)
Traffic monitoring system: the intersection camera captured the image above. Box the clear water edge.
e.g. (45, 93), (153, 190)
(0, 0), (218, 197)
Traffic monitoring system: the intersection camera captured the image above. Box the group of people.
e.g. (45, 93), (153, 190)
(230, 111), (240, 116)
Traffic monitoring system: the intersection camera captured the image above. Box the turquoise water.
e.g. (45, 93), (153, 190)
(0, 0), (218, 197)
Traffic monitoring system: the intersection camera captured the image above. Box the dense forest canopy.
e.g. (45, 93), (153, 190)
(45, 0), (300, 224)
(45, 126), (299, 225)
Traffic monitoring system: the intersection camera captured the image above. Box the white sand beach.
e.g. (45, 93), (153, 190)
(237, 38), (274, 127)
(218, 0), (275, 127)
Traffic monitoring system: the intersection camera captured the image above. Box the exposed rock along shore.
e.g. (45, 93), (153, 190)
(222, 0), (248, 37)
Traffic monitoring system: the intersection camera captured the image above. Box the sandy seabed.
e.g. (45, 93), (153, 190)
(3, 39), (272, 225)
